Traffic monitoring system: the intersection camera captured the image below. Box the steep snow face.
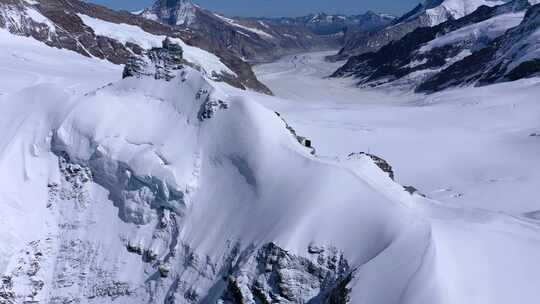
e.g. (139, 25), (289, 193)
(213, 13), (275, 40)
(423, 0), (505, 25)
(142, 0), (198, 26)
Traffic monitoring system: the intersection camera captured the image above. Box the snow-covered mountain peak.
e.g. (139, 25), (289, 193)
(142, 0), (198, 26)
(423, 0), (506, 25)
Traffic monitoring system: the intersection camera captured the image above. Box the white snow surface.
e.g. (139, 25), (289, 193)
(254, 52), (540, 215)
(213, 13), (275, 39)
(1, 29), (540, 303)
(0, 28), (120, 96)
(420, 12), (526, 52)
(424, 0), (505, 25)
(77, 13), (235, 75)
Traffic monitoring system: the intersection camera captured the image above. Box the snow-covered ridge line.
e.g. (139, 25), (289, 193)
(419, 10), (526, 54)
(77, 13), (235, 76)
(424, 0), (506, 26)
(213, 13), (275, 39)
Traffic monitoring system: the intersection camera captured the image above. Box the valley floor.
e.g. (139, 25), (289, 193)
(253, 51), (540, 216)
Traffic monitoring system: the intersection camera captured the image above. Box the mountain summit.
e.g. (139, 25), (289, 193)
(141, 0), (198, 26)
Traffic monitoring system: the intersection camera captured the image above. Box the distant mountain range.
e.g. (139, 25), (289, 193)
(331, 0), (540, 92)
(137, 0), (395, 62)
(328, 0), (506, 61)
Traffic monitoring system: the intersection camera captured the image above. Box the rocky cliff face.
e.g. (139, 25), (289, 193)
(329, 0), (505, 61)
(219, 243), (352, 304)
(417, 2), (540, 92)
(141, 0), (198, 26)
(332, 0), (533, 91)
(0, 0), (271, 94)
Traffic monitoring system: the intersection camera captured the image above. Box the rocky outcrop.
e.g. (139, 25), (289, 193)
(123, 38), (184, 81)
(276, 112), (316, 155)
(220, 243), (353, 304)
(348, 152), (395, 180)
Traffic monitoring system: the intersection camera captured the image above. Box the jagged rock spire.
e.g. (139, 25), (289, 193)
(123, 38), (184, 81)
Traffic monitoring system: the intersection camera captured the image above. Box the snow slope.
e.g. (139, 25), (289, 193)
(77, 13), (235, 76)
(0, 29), (120, 96)
(1, 30), (540, 304)
(255, 52), (540, 215)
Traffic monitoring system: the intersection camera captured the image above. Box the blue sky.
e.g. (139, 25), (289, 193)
(87, 0), (420, 17)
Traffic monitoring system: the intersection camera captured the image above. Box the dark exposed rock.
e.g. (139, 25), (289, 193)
(158, 265), (170, 278)
(220, 242), (353, 304)
(506, 59), (540, 80)
(0, 276), (15, 304)
(332, 0), (533, 91)
(123, 38), (184, 81)
(276, 112), (316, 155)
(198, 97), (228, 121)
(87, 281), (131, 299)
(348, 152), (395, 180)
(329, 0), (508, 61)
(417, 3), (540, 93)
(403, 186), (427, 197)
(324, 272), (353, 304)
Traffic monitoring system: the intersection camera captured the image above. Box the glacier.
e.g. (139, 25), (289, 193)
(1, 13), (540, 304)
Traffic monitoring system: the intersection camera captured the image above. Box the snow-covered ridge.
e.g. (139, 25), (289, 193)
(424, 0), (505, 25)
(77, 13), (235, 76)
(213, 13), (275, 40)
(0, 50), (414, 302)
(420, 11), (526, 52)
(2, 36), (540, 302)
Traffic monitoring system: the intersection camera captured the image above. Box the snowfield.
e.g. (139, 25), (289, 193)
(0, 28), (120, 95)
(424, 0), (505, 25)
(1, 29), (540, 303)
(254, 52), (540, 215)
